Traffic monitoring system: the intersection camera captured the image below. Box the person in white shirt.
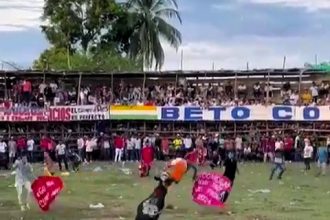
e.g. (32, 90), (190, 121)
(183, 135), (192, 151)
(235, 135), (243, 162)
(26, 137), (35, 163)
(275, 138), (283, 150)
(0, 139), (7, 153)
(310, 82), (319, 103)
(290, 91), (299, 105)
(0, 138), (8, 169)
(126, 136), (135, 162)
(77, 137), (86, 162)
(103, 137), (111, 160)
(56, 141), (69, 171)
(85, 137), (94, 163)
(303, 139), (313, 171)
(13, 155), (34, 211)
(133, 134), (142, 161)
(8, 136), (17, 165)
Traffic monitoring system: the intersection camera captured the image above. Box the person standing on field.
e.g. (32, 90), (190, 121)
(303, 138), (313, 171)
(114, 134), (125, 162)
(13, 155), (34, 211)
(270, 144), (285, 180)
(77, 136), (86, 163)
(8, 136), (17, 165)
(85, 137), (94, 163)
(56, 141), (69, 171)
(126, 135), (135, 162)
(317, 139), (328, 176)
(26, 137), (35, 163)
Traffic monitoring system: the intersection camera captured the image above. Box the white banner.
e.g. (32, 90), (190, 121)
(70, 105), (110, 121)
(157, 105), (330, 121)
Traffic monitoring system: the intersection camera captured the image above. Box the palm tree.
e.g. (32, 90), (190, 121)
(128, 0), (182, 70)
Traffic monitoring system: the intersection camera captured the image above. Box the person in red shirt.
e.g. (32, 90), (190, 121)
(16, 136), (27, 157)
(197, 145), (207, 166)
(139, 140), (155, 177)
(114, 134), (125, 162)
(284, 135), (294, 162)
(22, 80), (32, 104)
(40, 135), (51, 151)
(161, 136), (169, 160)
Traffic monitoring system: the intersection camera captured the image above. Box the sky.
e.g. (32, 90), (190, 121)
(0, 0), (330, 70)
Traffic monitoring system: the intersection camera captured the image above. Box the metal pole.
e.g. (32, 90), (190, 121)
(234, 72), (238, 99)
(77, 73), (82, 105)
(298, 70), (303, 100)
(180, 49), (183, 71)
(175, 72), (178, 94)
(142, 72), (146, 101)
(266, 71), (270, 105)
(4, 72), (7, 99)
(111, 73), (114, 104)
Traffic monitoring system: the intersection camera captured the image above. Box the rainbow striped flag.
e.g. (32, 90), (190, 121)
(110, 105), (157, 120)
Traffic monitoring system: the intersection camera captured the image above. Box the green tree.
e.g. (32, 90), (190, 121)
(39, 0), (143, 71)
(33, 47), (143, 72)
(42, 0), (124, 52)
(128, 0), (182, 70)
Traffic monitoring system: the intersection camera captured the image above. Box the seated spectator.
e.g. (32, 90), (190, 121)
(289, 90), (299, 105)
(281, 85), (291, 105)
(301, 89), (312, 105)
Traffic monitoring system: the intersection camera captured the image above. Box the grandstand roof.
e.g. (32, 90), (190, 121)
(0, 68), (327, 78)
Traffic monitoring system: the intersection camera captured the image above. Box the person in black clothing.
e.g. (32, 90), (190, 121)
(210, 151), (221, 169)
(220, 151), (239, 203)
(223, 151), (239, 186)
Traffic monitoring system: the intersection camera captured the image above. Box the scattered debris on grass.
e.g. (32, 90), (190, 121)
(120, 168), (132, 175)
(89, 203), (104, 209)
(61, 172), (70, 176)
(0, 173), (10, 178)
(93, 167), (103, 172)
(248, 189), (271, 194)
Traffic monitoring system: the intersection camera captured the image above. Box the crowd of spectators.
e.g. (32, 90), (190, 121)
(1, 78), (113, 108)
(1, 77), (330, 108)
(1, 130), (330, 171)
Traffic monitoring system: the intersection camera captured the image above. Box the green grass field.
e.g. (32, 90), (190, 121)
(0, 162), (330, 220)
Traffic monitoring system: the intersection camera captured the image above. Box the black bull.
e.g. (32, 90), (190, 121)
(135, 178), (168, 220)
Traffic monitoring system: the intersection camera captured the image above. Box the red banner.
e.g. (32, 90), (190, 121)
(0, 107), (47, 121)
(48, 107), (71, 121)
(31, 176), (64, 212)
